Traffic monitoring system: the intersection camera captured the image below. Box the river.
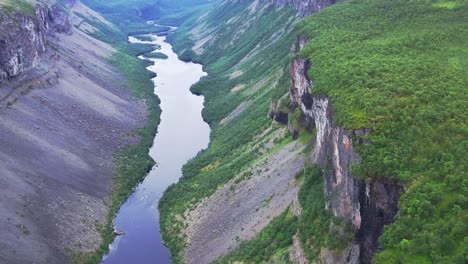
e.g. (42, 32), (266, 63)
(101, 32), (210, 263)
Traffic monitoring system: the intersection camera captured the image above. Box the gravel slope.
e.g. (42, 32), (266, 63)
(0, 4), (147, 263)
(184, 140), (306, 264)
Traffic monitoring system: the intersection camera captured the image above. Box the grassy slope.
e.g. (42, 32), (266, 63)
(0, 0), (34, 15)
(158, 2), (300, 263)
(217, 209), (298, 264)
(165, 0), (468, 263)
(298, 0), (468, 263)
(82, 0), (215, 26)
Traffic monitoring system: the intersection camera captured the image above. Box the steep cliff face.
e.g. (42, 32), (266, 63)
(290, 36), (402, 264)
(273, 0), (338, 17)
(0, 3), (71, 84)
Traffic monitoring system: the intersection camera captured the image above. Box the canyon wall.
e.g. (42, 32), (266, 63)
(0, 3), (72, 84)
(0, 1), (149, 263)
(290, 35), (402, 264)
(273, 0), (337, 17)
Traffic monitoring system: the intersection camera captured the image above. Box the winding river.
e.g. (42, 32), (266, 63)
(102, 32), (210, 263)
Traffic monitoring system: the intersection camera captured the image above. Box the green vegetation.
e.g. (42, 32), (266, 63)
(67, 1), (222, 262)
(217, 166), (353, 263)
(298, 0), (468, 262)
(0, 0), (34, 15)
(144, 52), (168, 60)
(217, 210), (298, 264)
(74, 48), (160, 264)
(69, 0), (467, 263)
(159, 2), (298, 263)
(296, 166), (353, 260)
(134, 35), (153, 42)
(82, 0), (215, 26)
(73, 50), (159, 264)
(156, 4), (213, 26)
(72, 11), (168, 46)
(73, 52), (159, 264)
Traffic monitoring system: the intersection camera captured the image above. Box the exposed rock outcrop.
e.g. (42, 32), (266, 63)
(47, 5), (73, 34)
(356, 178), (401, 262)
(273, 0), (338, 17)
(0, 3), (71, 84)
(290, 36), (402, 263)
(268, 100), (289, 125)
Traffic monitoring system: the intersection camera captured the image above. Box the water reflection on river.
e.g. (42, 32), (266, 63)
(102, 33), (210, 264)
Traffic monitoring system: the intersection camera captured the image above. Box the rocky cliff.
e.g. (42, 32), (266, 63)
(0, 3), (72, 84)
(273, 0), (338, 17)
(289, 35), (402, 263)
(0, 1), (150, 263)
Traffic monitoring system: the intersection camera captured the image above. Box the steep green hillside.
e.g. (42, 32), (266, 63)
(158, 1), (298, 263)
(161, 0), (467, 263)
(0, 0), (34, 14)
(81, 0), (215, 26)
(298, 0), (467, 263)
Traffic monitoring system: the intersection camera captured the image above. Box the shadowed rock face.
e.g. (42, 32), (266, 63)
(268, 101), (289, 125)
(356, 179), (402, 263)
(0, 4), (71, 84)
(47, 4), (73, 34)
(290, 36), (402, 263)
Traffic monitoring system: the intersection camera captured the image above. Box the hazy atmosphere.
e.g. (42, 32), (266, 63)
(0, 0), (466, 264)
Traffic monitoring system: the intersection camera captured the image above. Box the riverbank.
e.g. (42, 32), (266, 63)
(70, 21), (163, 264)
(100, 33), (209, 263)
(73, 50), (161, 264)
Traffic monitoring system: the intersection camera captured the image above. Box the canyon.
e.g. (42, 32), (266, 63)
(163, 1), (403, 263)
(1, 0), (466, 263)
(160, 1), (466, 263)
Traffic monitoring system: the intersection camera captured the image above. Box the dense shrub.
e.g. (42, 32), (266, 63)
(299, 0), (468, 262)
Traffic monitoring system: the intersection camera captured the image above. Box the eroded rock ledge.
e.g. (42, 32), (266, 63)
(0, 3), (72, 84)
(290, 35), (402, 264)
